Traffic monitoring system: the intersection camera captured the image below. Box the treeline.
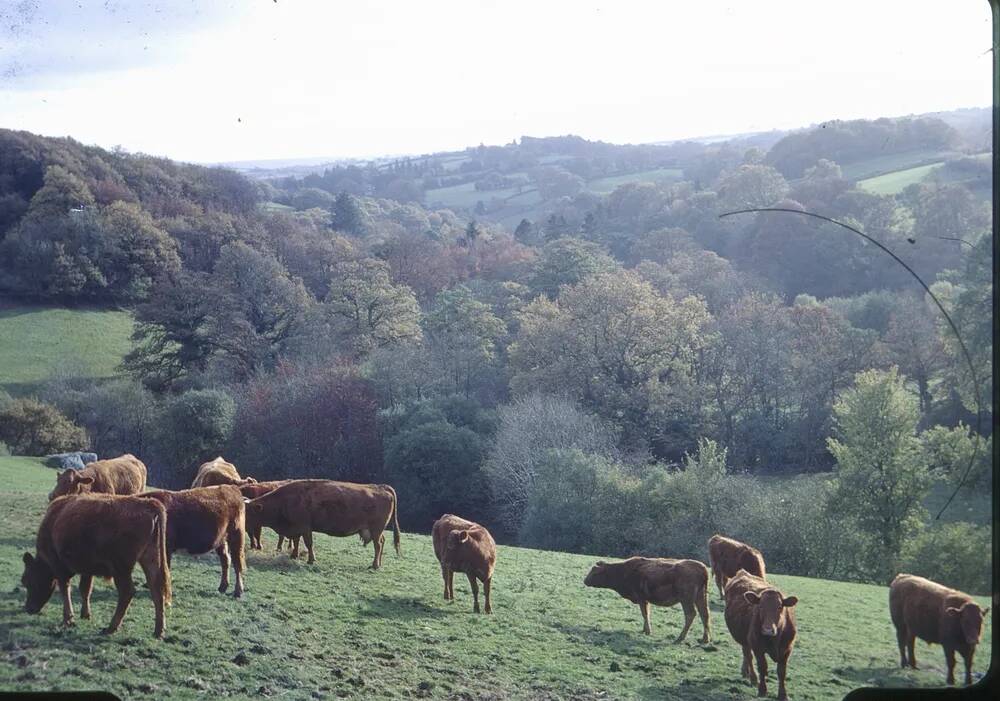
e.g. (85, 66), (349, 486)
(0, 119), (991, 592)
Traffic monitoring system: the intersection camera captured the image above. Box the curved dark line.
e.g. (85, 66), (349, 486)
(718, 207), (983, 519)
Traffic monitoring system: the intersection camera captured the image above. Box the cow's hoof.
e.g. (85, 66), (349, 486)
(700, 637), (711, 645)
(81, 611), (91, 620)
(100, 627), (117, 636)
(218, 584), (228, 594)
(62, 619), (76, 628)
(673, 637), (686, 644)
(234, 589), (244, 599)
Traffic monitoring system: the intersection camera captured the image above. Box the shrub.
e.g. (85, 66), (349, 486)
(0, 441), (10, 456)
(901, 522), (992, 595)
(0, 397), (89, 456)
(384, 419), (489, 532)
(154, 388), (235, 487)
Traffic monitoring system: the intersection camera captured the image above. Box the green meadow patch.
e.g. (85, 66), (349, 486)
(0, 456), (991, 699)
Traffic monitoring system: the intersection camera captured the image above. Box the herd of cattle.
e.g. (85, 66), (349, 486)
(19, 454), (989, 698)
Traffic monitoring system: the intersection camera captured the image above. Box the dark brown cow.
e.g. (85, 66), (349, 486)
(191, 456), (256, 488)
(48, 454), (147, 501)
(432, 514), (496, 614)
(724, 569), (798, 701)
(21, 493), (171, 638)
(708, 534), (767, 599)
(238, 480), (291, 549)
(889, 573), (989, 686)
(244, 479), (401, 567)
(584, 557), (711, 642)
(137, 485), (247, 598)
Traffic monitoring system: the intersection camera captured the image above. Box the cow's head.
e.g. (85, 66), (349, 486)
(445, 529), (471, 556)
(48, 470), (94, 501)
(241, 477), (258, 485)
(21, 553), (56, 614)
(947, 602), (988, 645)
(584, 561), (610, 588)
(744, 588), (797, 637)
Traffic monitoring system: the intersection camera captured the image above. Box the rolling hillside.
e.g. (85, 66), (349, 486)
(0, 303), (133, 395)
(0, 457), (990, 700)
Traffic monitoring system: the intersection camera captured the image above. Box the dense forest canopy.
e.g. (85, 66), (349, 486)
(0, 106), (991, 589)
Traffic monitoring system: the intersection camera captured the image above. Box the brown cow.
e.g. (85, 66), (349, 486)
(708, 534), (767, 599)
(191, 456), (256, 488)
(724, 569), (798, 701)
(137, 485), (247, 598)
(244, 479), (401, 567)
(432, 514), (496, 614)
(889, 573), (989, 686)
(21, 493), (171, 638)
(584, 557), (711, 642)
(238, 480), (291, 549)
(48, 454), (147, 501)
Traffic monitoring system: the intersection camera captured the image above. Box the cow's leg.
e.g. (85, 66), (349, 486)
(944, 646), (956, 686)
(303, 531), (315, 564)
(715, 571), (725, 599)
(483, 576), (492, 614)
(639, 600), (652, 635)
(441, 565), (450, 600)
(277, 534), (285, 552)
(676, 600), (695, 643)
(776, 650), (790, 701)
(370, 530), (384, 570)
(907, 634), (917, 669)
(696, 587), (711, 643)
(228, 527), (246, 597)
(288, 535), (298, 559)
(79, 574), (94, 620)
(58, 578), (75, 627)
(216, 542), (231, 593)
(742, 643), (757, 685)
(962, 649), (974, 686)
(468, 573), (480, 613)
(753, 648), (768, 697)
(137, 557), (166, 639)
(447, 568), (455, 601)
(895, 624), (909, 667)
(104, 570), (136, 635)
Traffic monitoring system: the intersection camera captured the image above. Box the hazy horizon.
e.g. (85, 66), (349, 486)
(0, 1), (992, 163)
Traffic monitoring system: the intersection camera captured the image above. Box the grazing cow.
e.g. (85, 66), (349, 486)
(584, 557), (711, 642)
(244, 479), (401, 568)
(191, 456), (256, 488)
(137, 485), (247, 598)
(889, 573), (989, 686)
(21, 493), (171, 638)
(432, 514), (496, 614)
(48, 454), (147, 501)
(238, 480), (291, 549)
(724, 569), (798, 701)
(708, 534), (767, 599)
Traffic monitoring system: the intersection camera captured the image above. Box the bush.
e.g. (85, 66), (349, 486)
(0, 397), (89, 456)
(901, 522), (992, 595)
(155, 389), (235, 487)
(0, 441), (10, 456)
(384, 419), (489, 532)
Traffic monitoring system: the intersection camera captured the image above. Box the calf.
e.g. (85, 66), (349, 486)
(889, 573), (988, 686)
(137, 485), (247, 598)
(21, 493), (171, 638)
(244, 479), (401, 567)
(238, 480), (291, 549)
(48, 453), (147, 501)
(708, 534), (767, 599)
(432, 514), (496, 614)
(584, 557), (711, 642)
(724, 569), (798, 701)
(191, 456), (256, 488)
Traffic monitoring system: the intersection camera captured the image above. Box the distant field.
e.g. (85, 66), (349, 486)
(0, 303), (133, 394)
(260, 201), (294, 212)
(587, 168), (684, 193)
(0, 456), (991, 699)
(840, 150), (957, 182)
(857, 162), (945, 195)
(425, 181), (530, 210)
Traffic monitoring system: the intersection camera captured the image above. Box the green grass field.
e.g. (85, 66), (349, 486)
(587, 168), (684, 193)
(840, 150), (956, 182)
(0, 457), (991, 700)
(0, 304), (134, 394)
(857, 163), (945, 195)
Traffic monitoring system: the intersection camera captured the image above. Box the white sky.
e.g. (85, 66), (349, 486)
(0, 0), (992, 163)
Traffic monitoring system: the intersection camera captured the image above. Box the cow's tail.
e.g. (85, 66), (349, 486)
(387, 485), (401, 556)
(153, 508), (172, 606)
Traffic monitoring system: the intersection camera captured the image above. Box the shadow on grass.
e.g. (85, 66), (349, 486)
(636, 677), (744, 701)
(831, 663), (964, 688)
(551, 621), (716, 658)
(358, 593), (449, 621)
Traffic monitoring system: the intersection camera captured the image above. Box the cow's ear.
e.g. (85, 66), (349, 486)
(76, 476), (94, 485)
(22, 552), (33, 565)
(459, 530), (470, 543)
(782, 596), (798, 608)
(596, 560), (606, 567)
(242, 498), (251, 504)
(744, 591), (761, 605)
(946, 607), (962, 616)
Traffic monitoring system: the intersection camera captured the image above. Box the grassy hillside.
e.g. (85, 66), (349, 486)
(840, 150), (957, 182)
(0, 457), (990, 700)
(857, 162), (945, 195)
(0, 303), (133, 395)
